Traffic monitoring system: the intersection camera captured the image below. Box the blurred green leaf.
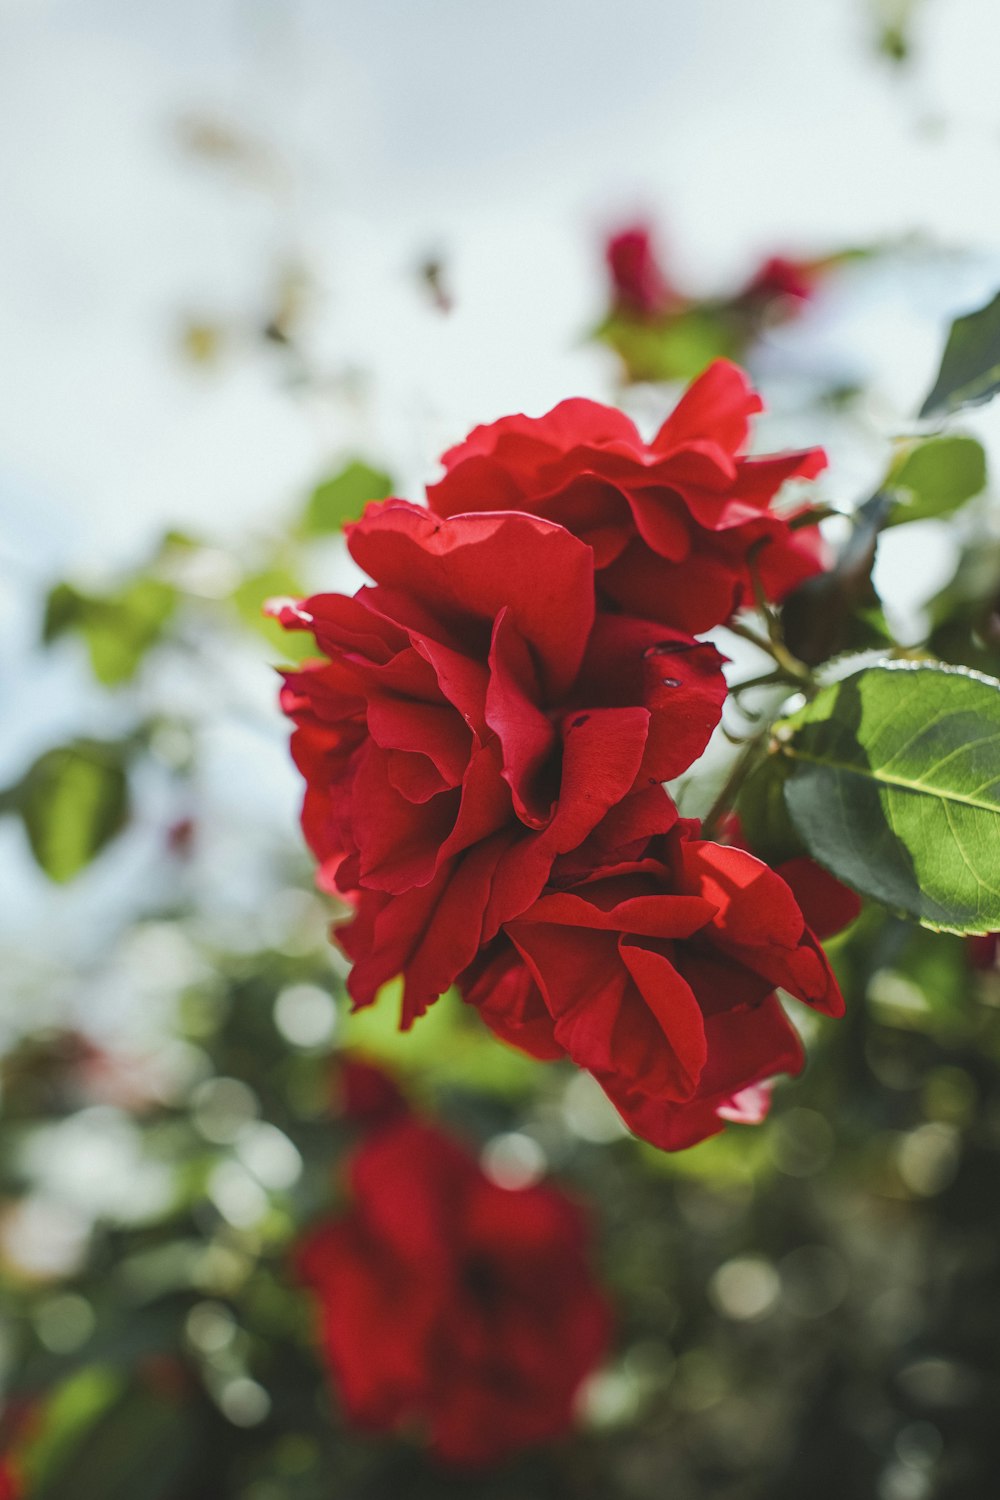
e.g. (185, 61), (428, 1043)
(884, 434), (987, 526)
(33, 1375), (202, 1500)
(300, 460), (393, 537)
(778, 662), (1000, 933)
(782, 493), (891, 666)
(232, 567), (314, 661)
(20, 1366), (124, 1492)
(43, 578), (176, 686)
(345, 984), (541, 1098)
(921, 288), (1000, 418)
(7, 739), (131, 882)
(595, 309), (736, 385)
(869, 923), (970, 1031)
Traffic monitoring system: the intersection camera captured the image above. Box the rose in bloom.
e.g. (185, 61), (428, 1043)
(604, 222), (681, 320)
(426, 359), (828, 634)
(276, 500), (726, 1023)
(460, 793), (845, 1150)
(296, 1114), (610, 1467)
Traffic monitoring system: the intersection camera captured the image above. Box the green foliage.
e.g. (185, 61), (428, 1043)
(781, 494), (891, 666)
(33, 1379), (204, 1500)
(299, 461), (393, 538)
(346, 983), (542, 1098)
(4, 739), (131, 882)
(595, 309), (736, 384)
(883, 433), (987, 526)
(777, 662), (1000, 932)
(20, 1367), (124, 1493)
(43, 577), (177, 686)
(735, 754), (804, 866)
(232, 566), (313, 661)
(920, 287), (1000, 417)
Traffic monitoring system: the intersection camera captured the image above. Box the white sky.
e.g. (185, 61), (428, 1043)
(3, 0), (1000, 574)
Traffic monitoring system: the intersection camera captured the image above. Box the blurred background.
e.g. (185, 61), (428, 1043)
(5, 1), (1000, 1496)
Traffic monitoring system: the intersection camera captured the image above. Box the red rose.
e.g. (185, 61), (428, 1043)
(604, 222), (680, 320)
(276, 500), (726, 1022)
(0, 1465), (18, 1500)
(968, 933), (999, 971)
(460, 794), (844, 1151)
(739, 254), (818, 309)
(296, 1116), (610, 1467)
(336, 1054), (409, 1126)
(426, 360), (828, 634)
(718, 811), (862, 940)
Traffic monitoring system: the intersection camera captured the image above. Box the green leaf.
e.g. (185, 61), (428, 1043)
(920, 289), (1000, 418)
(10, 740), (130, 882)
(884, 434), (987, 526)
(300, 460), (393, 537)
(43, 577), (177, 686)
(776, 662), (1000, 934)
(232, 566), (313, 661)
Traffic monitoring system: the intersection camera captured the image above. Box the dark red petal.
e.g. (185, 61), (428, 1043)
(652, 359), (763, 457)
(776, 856), (862, 940)
(483, 706), (651, 936)
(346, 500), (595, 699)
(485, 610), (558, 828)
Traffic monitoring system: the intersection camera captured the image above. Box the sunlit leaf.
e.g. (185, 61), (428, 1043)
(777, 662), (1000, 933)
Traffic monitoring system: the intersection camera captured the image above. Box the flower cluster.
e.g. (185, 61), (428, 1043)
(277, 360), (850, 1149)
(296, 1066), (609, 1467)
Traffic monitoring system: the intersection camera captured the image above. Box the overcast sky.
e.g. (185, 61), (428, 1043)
(3, 0), (1000, 576)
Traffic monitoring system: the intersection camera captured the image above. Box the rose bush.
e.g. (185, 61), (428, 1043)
(426, 359), (827, 633)
(296, 1108), (610, 1467)
(460, 793), (846, 1149)
(275, 499), (726, 1024)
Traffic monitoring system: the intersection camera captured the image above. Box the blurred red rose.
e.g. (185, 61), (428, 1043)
(275, 500), (726, 1022)
(739, 254), (818, 309)
(604, 222), (681, 320)
(336, 1054), (409, 1126)
(296, 1115), (610, 1467)
(968, 933), (999, 971)
(0, 1465), (17, 1500)
(460, 793), (844, 1150)
(426, 360), (828, 633)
